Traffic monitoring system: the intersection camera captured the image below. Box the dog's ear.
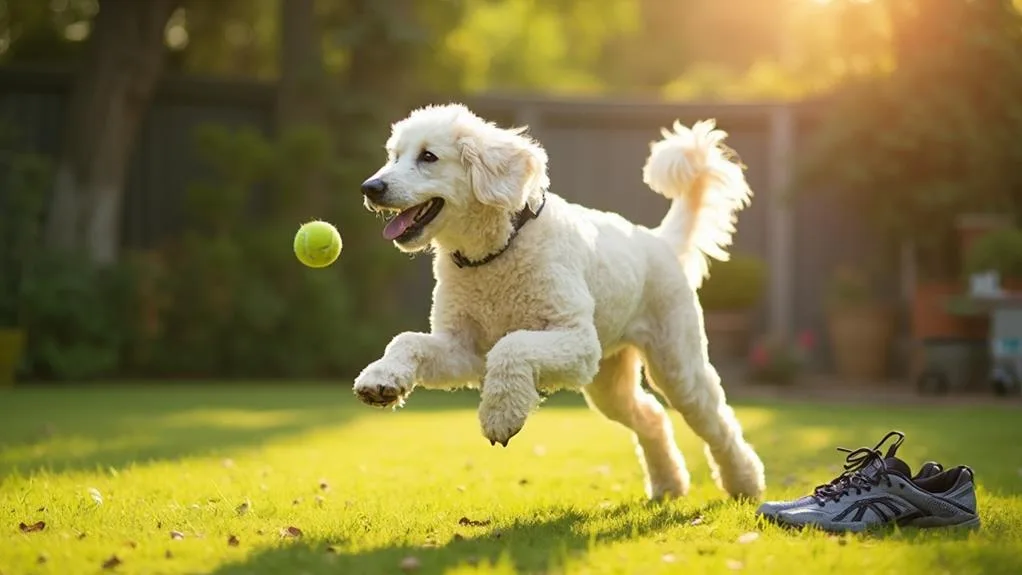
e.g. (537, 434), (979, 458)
(459, 128), (548, 212)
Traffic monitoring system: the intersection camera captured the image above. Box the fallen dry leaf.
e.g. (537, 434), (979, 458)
(726, 559), (744, 571)
(458, 516), (491, 527)
(19, 521), (45, 533)
(102, 555), (122, 570)
(227, 535), (239, 547)
(737, 532), (760, 544)
(281, 526), (303, 538)
(169, 531), (184, 540)
(399, 556), (421, 572)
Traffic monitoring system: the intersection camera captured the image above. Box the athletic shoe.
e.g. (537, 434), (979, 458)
(756, 431), (942, 519)
(773, 432), (979, 532)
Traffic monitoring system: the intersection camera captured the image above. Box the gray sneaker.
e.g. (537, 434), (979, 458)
(773, 433), (979, 532)
(756, 431), (943, 519)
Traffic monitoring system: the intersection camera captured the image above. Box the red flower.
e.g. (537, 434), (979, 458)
(749, 343), (769, 367)
(797, 329), (816, 351)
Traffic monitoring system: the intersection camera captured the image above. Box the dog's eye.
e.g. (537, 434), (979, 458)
(417, 150), (438, 163)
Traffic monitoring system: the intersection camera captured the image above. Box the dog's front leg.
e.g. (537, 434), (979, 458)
(354, 332), (483, 408)
(480, 325), (601, 446)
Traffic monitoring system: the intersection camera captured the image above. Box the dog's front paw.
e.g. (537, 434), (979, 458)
(478, 382), (540, 447)
(353, 361), (413, 408)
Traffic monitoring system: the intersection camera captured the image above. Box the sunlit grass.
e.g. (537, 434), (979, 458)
(1, 385), (1021, 574)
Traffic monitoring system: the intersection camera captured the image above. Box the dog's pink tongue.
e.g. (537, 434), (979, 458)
(382, 209), (418, 240)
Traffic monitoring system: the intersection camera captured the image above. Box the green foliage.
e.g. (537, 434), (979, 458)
(134, 124), (398, 378)
(964, 227), (1022, 278)
(698, 253), (768, 311)
(799, 0), (1022, 279)
(825, 265), (874, 310)
(18, 252), (135, 380)
(0, 129), (51, 327)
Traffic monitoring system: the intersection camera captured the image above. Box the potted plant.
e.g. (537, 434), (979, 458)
(0, 141), (51, 387)
(824, 265), (893, 381)
(748, 329), (815, 385)
(698, 252), (767, 365)
(963, 227), (1022, 294)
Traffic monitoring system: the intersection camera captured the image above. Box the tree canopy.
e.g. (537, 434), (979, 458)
(0, 0), (911, 100)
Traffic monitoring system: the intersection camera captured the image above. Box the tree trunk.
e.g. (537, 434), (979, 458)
(47, 0), (180, 264)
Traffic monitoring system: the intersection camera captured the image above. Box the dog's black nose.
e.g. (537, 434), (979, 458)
(361, 178), (388, 202)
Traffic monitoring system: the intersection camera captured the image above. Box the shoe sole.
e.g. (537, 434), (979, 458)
(778, 514), (981, 533)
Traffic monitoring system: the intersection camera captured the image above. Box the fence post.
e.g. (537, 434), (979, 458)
(767, 105), (795, 339)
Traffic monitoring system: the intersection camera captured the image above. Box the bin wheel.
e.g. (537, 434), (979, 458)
(917, 369), (950, 395)
(990, 365), (1022, 397)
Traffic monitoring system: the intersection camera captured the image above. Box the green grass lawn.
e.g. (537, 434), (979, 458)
(1, 385), (1021, 575)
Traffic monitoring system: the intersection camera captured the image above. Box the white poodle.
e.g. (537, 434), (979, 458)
(353, 103), (765, 500)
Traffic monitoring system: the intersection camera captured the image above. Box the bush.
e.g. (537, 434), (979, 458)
(825, 265), (874, 310)
(0, 131), (50, 328)
(128, 124), (401, 379)
(964, 227), (1022, 278)
(18, 252), (135, 380)
(698, 253), (768, 311)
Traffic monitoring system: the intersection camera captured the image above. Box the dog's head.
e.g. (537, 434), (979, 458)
(361, 104), (549, 254)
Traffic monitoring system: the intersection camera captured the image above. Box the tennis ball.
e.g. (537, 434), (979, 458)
(294, 220), (342, 268)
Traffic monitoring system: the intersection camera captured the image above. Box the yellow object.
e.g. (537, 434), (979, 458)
(293, 220), (342, 268)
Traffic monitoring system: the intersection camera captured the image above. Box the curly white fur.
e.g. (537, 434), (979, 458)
(353, 104), (765, 500)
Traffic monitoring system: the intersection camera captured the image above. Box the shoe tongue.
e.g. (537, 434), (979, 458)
(883, 457), (912, 477)
(383, 209), (419, 240)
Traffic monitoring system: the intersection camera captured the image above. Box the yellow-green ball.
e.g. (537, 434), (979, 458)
(294, 220), (342, 268)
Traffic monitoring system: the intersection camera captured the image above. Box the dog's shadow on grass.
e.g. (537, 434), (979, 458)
(208, 500), (726, 575)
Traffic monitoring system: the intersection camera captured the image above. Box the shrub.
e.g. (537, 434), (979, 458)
(748, 330), (815, 385)
(130, 124), (401, 378)
(825, 265), (874, 311)
(964, 227), (1022, 278)
(698, 253), (768, 311)
(0, 133), (50, 328)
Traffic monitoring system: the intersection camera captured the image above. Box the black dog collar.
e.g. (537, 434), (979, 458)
(451, 193), (547, 269)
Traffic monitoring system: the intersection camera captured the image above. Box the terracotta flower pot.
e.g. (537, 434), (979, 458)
(827, 306), (892, 380)
(704, 310), (752, 364)
(0, 328), (25, 387)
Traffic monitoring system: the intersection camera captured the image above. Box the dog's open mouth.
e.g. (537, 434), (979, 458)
(382, 198), (445, 242)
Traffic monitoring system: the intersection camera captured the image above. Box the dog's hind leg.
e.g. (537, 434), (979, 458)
(638, 298), (765, 500)
(583, 347), (689, 500)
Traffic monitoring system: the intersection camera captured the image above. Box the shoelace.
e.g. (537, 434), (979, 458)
(811, 431), (905, 504)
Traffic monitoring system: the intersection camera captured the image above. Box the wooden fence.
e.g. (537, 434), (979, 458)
(0, 68), (898, 370)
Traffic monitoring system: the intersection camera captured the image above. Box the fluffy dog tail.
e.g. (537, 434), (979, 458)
(642, 119), (752, 289)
